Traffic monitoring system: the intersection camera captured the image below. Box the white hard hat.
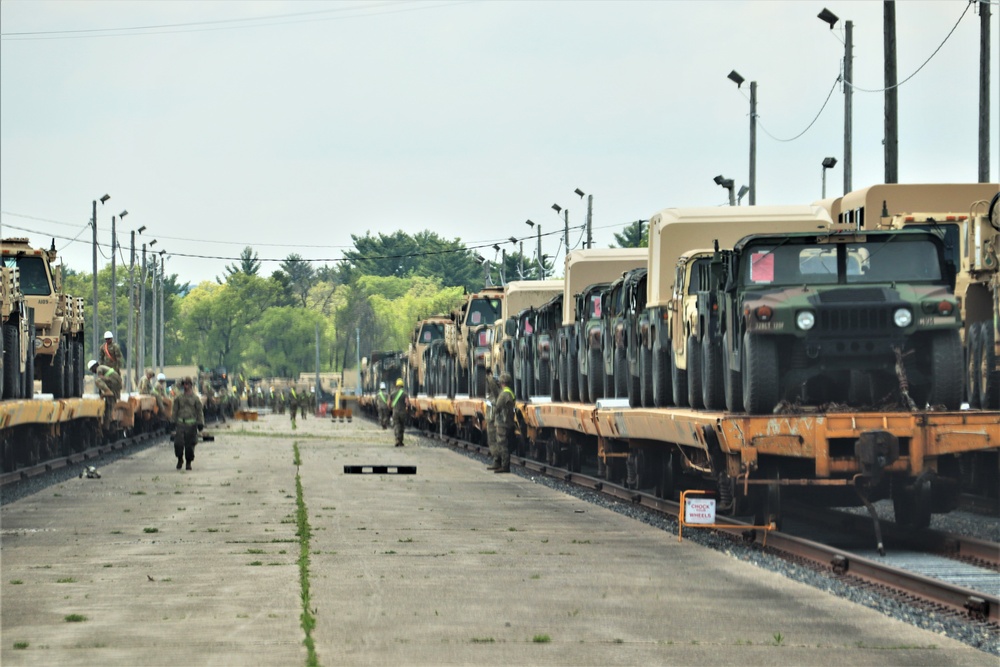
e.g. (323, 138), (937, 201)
(104, 330), (113, 339)
(88, 359), (98, 370)
(157, 373), (166, 381)
(379, 382), (386, 389)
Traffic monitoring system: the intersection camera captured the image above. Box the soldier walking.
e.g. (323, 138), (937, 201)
(493, 373), (515, 473)
(172, 376), (205, 470)
(376, 382), (390, 429)
(485, 373), (501, 470)
(391, 378), (408, 447)
(288, 387), (299, 428)
(99, 331), (124, 373)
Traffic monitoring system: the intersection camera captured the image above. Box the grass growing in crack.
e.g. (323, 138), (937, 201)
(13, 641), (29, 649)
(532, 634), (551, 643)
(293, 442), (319, 667)
(56, 578), (76, 583)
(64, 614), (87, 623)
(143, 527), (159, 534)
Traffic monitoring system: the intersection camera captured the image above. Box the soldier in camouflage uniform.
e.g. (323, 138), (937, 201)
(485, 373), (501, 470)
(288, 387), (299, 428)
(88, 360), (122, 430)
(99, 331), (124, 373)
(376, 382), (390, 429)
(391, 378), (408, 447)
(493, 373), (515, 473)
(137, 368), (155, 394)
(172, 376), (205, 470)
(152, 373), (169, 422)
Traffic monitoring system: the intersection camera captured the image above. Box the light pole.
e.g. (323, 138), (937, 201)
(714, 175), (736, 206)
(819, 8), (852, 194)
(551, 204), (569, 269)
(525, 219), (542, 279)
(574, 188), (592, 249)
(159, 251), (166, 370)
(128, 226), (146, 389)
(140, 239), (157, 372)
(727, 71), (756, 205)
(91, 193), (109, 357)
(821, 157), (838, 198)
(111, 210), (127, 340)
(150, 254), (158, 373)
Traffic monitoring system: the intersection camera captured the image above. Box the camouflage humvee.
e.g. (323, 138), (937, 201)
(444, 288), (504, 397)
(574, 281), (613, 403)
(601, 267), (647, 404)
(714, 228), (963, 413)
(405, 316), (450, 396)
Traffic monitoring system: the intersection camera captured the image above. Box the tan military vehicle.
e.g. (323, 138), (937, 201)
(444, 287), (504, 397)
(488, 280), (563, 384)
(1, 266), (32, 399)
(639, 205), (835, 409)
(558, 249), (647, 403)
(405, 316), (451, 395)
(0, 238), (84, 398)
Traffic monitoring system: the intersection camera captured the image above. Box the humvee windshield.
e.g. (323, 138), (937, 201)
(418, 323), (445, 343)
(466, 298), (502, 326)
(743, 238), (942, 286)
(3, 255), (51, 295)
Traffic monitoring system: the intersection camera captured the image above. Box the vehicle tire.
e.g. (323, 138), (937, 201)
(965, 322), (983, 409)
(723, 332), (743, 413)
(926, 330), (963, 410)
(565, 350), (580, 403)
(614, 346), (628, 399)
(628, 349), (641, 407)
(687, 336), (703, 409)
(24, 333), (34, 399)
(472, 364), (486, 398)
(977, 322), (999, 410)
(588, 347), (604, 402)
(2, 324), (19, 400)
(666, 344), (685, 408)
(701, 335), (725, 410)
(73, 340), (85, 397)
(742, 332), (779, 414)
(63, 338), (74, 400)
(639, 346), (653, 407)
(41, 345), (65, 398)
(653, 339), (673, 408)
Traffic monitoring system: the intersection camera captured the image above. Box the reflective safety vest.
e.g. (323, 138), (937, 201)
(392, 390), (405, 407)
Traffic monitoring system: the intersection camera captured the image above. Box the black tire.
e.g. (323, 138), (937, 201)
(614, 346), (628, 399)
(62, 338), (74, 400)
(742, 332), (780, 414)
(588, 347), (604, 402)
(565, 349), (580, 403)
(628, 349), (641, 407)
(701, 335), (725, 410)
(723, 332), (743, 413)
(977, 322), (999, 409)
(966, 322), (983, 409)
(24, 334), (34, 400)
(926, 330), (963, 410)
(41, 345), (65, 398)
(667, 344), (685, 408)
(653, 339), (672, 408)
(73, 340), (84, 397)
(2, 324), (19, 400)
(639, 346), (653, 407)
(687, 336), (703, 409)
(472, 364), (486, 398)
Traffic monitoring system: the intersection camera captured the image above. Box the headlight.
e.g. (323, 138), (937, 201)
(893, 308), (912, 328)
(796, 311), (815, 330)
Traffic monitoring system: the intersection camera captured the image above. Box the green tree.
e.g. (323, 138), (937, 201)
(278, 253), (316, 308)
(244, 307), (329, 378)
(223, 246), (262, 278)
(611, 220), (648, 249)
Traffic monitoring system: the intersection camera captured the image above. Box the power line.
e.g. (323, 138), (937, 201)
(756, 75), (840, 143)
(0, 1), (469, 41)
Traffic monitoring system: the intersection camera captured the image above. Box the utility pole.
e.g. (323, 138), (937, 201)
(980, 0), (992, 182)
(91, 199), (99, 358)
(536, 224), (542, 279)
(884, 1), (898, 183)
(127, 231), (135, 391)
(159, 254), (165, 370)
(315, 323), (321, 397)
(844, 20), (854, 194)
(563, 210), (569, 268)
(586, 194), (594, 248)
(150, 256), (158, 373)
(111, 215), (117, 340)
(139, 243), (147, 373)
(749, 82), (757, 205)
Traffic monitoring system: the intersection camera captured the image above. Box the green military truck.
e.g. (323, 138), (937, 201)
(713, 228), (964, 414)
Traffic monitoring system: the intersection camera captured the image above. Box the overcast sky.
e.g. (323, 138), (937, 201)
(1, 0), (997, 286)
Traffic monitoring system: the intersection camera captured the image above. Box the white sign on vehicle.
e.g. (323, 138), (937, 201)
(684, 497), (716, 525)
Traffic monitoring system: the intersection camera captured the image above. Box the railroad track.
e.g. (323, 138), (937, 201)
(0, 429), (168, 488)
(428, 428), (1000, 626)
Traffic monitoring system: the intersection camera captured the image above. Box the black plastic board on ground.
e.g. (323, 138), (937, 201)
(344, 465), (416, 475)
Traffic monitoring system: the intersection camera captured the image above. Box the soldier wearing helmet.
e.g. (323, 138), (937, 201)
(151, 372), (169, 420)
(376, 381), (390, 429)
(172, 376), (204, 471)
(492, 373), (515, 473)
(137, 368), (155, 394)
(391, 377), (408, 447)
(99, 331), (124, 373)
(89, 359), (122, 429)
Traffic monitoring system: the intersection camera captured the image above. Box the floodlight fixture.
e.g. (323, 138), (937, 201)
(727, 70), (744, 88)
(737, 185), (750, 198)
(525, 219), (534, 228)
(99, 194), (110, 204)
(509, 236), (518, 245)
(817, 8), (839, 28)
(137, 225), (147, 234)
(149, 239), (158, 247)
(574, 188), (585, 198)
(492, 244), (500, 252)
(551, 204), (562, 213)
(822, 156), (838, 169)
(119, 210), (128, 218)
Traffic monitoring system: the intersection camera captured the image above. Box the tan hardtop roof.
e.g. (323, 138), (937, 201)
(647, 205), (833, 307)
(836, 183), (999, 229)
(501, 279), (564, 320)
(563, 248), (647, 325)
